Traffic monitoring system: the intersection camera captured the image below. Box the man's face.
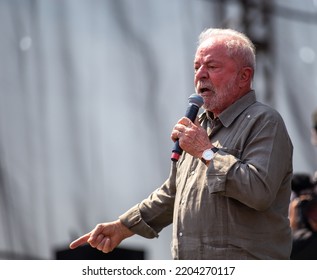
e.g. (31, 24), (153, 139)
(194, 38), (242, 115)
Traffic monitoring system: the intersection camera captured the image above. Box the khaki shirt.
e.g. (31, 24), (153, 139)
(120, 91), (293, 259)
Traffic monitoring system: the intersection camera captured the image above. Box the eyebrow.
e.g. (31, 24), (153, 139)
(194, 58), (222, 65)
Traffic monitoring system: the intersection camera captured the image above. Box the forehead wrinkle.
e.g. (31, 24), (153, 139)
(195, 41), (228, 61)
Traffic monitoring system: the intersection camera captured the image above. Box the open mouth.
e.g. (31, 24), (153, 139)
(196, 81), (214, 95)
(200, 87), (210, 93)
(198, 87), (214, 95)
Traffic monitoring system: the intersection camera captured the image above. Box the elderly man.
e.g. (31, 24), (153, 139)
(70, 28), (293, 259)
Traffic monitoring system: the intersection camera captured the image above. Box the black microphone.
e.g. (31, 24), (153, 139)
(171, 93), (204, 162)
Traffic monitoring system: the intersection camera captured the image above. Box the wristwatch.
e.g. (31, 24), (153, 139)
(201, 147), (219, 164)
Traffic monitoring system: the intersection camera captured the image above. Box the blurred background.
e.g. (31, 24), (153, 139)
(0, 0), (317, 260)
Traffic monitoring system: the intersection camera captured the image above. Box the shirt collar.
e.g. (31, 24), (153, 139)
(200, 90), (257, 127)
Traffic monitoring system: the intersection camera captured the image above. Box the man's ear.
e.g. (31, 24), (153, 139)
(239, 67), (253, 87)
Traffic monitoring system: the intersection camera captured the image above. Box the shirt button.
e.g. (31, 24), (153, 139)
(190, 171), (195, 175)
(179, 232), (183, 237)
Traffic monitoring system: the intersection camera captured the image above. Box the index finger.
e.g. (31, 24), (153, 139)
(178, 117), (192, 126)
(69, 232), (91, 249)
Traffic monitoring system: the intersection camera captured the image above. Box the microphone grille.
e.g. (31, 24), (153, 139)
(188, 93), (204, 108)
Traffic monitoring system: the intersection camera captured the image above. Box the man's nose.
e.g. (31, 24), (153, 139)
(195, 65), (208, 80)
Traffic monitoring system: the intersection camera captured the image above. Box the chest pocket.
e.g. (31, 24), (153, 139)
(206, 147), (242, 194)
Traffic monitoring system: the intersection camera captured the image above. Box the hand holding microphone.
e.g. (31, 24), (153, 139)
(171, 94), (204, 161)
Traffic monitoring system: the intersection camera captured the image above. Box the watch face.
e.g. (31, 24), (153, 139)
(203, 149), (214, 160)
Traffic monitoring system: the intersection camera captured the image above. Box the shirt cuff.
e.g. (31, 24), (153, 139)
(119, 204), (159, 239)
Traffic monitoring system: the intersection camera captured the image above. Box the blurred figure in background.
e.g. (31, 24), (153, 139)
(290, 196), (317, 259)
(289, 110), (317, 259)
(289, 173), (315, 231)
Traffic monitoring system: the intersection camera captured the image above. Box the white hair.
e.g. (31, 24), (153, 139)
(198, 28), (256, 71)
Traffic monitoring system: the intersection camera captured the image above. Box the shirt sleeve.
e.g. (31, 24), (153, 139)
(119, 162), (177, 238)
(119, 203), (159, 238)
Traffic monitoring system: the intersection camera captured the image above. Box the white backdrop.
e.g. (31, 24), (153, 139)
(0, 0), (317, 260)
